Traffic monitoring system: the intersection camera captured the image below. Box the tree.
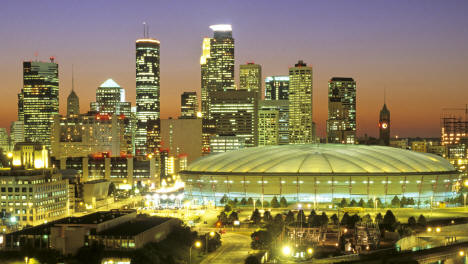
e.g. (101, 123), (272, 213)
(108, 182), (116, 196)
(251, 230), (272, 250)
(417, 214), (427, 226)
(382, 210), (397, 231)
(218, 211), (228, 225)
(408, 216), (417, 226)
(241, 198), (247, 206)
(251, 209), (261, 224)
(358, 198), (365, 207)
(308, 210), (317, 226)
(285, 210), (295, 225)
(367, 198), (374, 208)
(347, 214), (361, 228)
(220, 194), (228, 204)
(256, 198), (262, 207)
(271, 196), (280, 208)
(245, 255), (260, 264)
(234, 198), (239, 204)
(228, 211), (239, 224)
(341, 212), (350, 226)
(376, 198), (383, 208)
(263, 211), (273, 223)
(391, 196), (401, 208)
(401, 196), (408, 207)
(340, 198), (348, 208)
(320, 212), (329, 226)
(224, 204), (232, 213)
(408, 197), (415, 206)
(361, 214), (372, 224)
(375, 213), (383, 224)
(330, 214), (339, 225)
(311, 214), (322, 227)
(273, 213), (284, 232)
(247, 197), (254, 206)
(297, 209), (306, 224)
(349, 199), (357, 207)
(280, 197), (288, 208)
(263, 200), (270, 208)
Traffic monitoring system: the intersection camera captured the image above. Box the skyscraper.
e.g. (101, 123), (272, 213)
(21, 59), (59, 147)
(288, 60), (314, 144)
(326, 77), (356, 144)
(265, 76), (289, 100)
(258, 100), (289, 146)
(90, 79), (131, 116)
(239, 63), (262, 98)
(200, 24), (235, 154)
(136, 35), (160, 156)
(379, 104), (391, 146)
(180, 92), (198, 119)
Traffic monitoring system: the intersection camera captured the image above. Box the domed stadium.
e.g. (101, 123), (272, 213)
(180, 144), (459, 205)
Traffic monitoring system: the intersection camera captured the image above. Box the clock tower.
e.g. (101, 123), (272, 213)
(379, 104), (390, 145)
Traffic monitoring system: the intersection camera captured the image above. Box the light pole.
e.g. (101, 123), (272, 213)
(205, 231), (215, 253)
(464, 193), (467, 209)
(190, 240), (202, 264)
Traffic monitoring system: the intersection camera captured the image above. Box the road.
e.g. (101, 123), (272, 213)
(200, 232), (252, 264)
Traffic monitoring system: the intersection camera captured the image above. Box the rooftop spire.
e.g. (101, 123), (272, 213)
(71, 64), (75, 92)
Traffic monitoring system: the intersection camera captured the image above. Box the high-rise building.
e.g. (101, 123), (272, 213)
(265, 76), (289, 100)
(239, 63), (262, 98)
(379, 104), (391, 145)
(135, 36), (160, 156)
(258, 100), (289, 146)
(200, 24), (235, 154)
(288, 60), (314, 144)
(21, 59), (59, 147)
(210, 90), (258, 147)
(326, 77), (356, 144)
(180, 92), (198, 119)
(10, 121), (24, 147)
(67, 90), (79, 117)
(0, 128), (9, 152)
(90, 79), (131, 116)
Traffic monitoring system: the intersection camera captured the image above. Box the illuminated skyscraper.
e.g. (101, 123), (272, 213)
(135, 34), (160, 156)
(200, 24), (235, 153)
(379, 104), (391, 146)
(258, 100), (289, 146)
(90, 79), (131, 116)
(21, 59), (59, 147)
(180, 92), (198, 119)
(288, 60), (314, 144)
(326, 77), (356, 144)
(239, 63), (262, 98)
(67, 70), (79, 116)
(265, 76), (289, 100)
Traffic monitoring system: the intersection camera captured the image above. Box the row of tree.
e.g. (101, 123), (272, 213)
(338, 196), (418, 208)
(220, 195), (289, 208)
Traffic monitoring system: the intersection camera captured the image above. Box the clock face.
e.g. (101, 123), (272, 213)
(381, 122), (388, 129)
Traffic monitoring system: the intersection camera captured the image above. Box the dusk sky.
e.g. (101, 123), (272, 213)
(1, 0), (467, 138)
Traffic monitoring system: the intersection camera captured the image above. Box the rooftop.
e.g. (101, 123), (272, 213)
(99, 78), (120, 88)
(96, 216), (171, 236)
(185, 144), (456, 175)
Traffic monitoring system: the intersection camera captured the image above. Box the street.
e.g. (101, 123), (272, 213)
(200, 232), (252, 264)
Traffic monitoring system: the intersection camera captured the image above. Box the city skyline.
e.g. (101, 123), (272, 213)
(1, 0), (468, 138)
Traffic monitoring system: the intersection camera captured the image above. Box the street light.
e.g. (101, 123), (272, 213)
(435, 227), (441, 233)
(459, 250), (465, 257)
(307, 248), (313, 255)
(205, 232), (215, 253)
(282, 245), (291, 256)
(189, 240), (202, 264)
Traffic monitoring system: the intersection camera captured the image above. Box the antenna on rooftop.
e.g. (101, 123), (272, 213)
(71, 64), (75, 92)
(143, 22), (149, 38)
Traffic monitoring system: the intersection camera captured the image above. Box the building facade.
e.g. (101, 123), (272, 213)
(326, 77), (356, 144)
(265, 76), (289, 101)
(67, 89), (80, 117)
(239, 63), (262, 98)
(258, 100), (289, 146)
(90, 79), (131, 116)
(288, 60), (314, 144)
(21, 59), (59, 147)
(180, 92), (198, 119)
(135, 38), (160, 156)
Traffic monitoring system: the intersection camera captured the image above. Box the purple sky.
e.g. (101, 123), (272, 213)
(1, 0), (467, 138)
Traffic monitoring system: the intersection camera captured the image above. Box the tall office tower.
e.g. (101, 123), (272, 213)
(17, 93), (24, 121)
(379, 103), (391, 146)
(135, 35), (160, 156)
(10, 121), (24, 146)
(239, 63), (262, 97)
(90, 79), (131, 116)
(288, 60), (314, 144)
(210, 90), (258, 147)
(180, 92), (198, 119)
(326, 77), (356, 144)
(200, 24), (235, 154)
(441, 106), (468, 146)
(258, 100), (289, 146)
(0, 128), (9, 152)
(265, 76), (289, 100)
(67, 90), (79, 117)
(21, 59), (59, 147)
